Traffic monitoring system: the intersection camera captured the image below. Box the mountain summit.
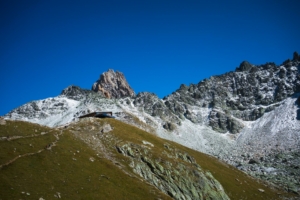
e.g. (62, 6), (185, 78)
(91, 69), (135, 98)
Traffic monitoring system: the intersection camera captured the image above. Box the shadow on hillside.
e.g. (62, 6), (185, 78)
(295, 94), (300, 120)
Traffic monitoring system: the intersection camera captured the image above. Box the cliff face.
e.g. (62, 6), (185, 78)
(92, 69), (135, 98)
(163, 58), (300, 133)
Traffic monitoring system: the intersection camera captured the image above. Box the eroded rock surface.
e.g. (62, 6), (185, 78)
(116, 142), (230, 200)
(61, 85), (104, 100)
(92, 69), (135, 98)
(164, 58), (300, 133)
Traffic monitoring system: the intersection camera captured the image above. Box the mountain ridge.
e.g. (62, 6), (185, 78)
(3, 52), (300, 195)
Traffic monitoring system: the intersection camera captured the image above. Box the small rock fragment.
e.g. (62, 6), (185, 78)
(89, 157), (95, 162)
(142, 140), (154, 147)
(258, 188), (264, 192)
(248, 158), (260, 164)
(101, 124), (112, 133)
(54, 192), (61, 198)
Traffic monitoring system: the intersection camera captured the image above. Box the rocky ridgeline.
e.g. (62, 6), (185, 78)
(61, 85), (105, 100)
(132, 92), (182, 130)
(6, 54), (300, 134)
(127, 53), (300, 133)
(92, 69), (135, 98)
(5, 85), (105, 122)
(163, 54), (300, 133)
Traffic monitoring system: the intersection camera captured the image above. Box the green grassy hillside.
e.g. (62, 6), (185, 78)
(0, 120), (170, 200)
(0, 118), (296, 199)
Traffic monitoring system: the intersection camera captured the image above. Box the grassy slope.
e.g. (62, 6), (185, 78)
(0, 119), (296, 200)
(0, 120), (170, 200)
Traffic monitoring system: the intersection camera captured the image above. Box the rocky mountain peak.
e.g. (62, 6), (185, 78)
(235, 61), (253, 72)
(91, 69), (135, 99)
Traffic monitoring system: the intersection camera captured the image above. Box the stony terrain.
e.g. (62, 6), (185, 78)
(163, 55), (300, 134)
(4, 52), (300, 196)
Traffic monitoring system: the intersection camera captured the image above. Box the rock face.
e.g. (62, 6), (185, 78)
(116, 142), (230, 200)
(209, 109), (244, 134)
(133, 92), (181, 125)
(92, 69), (135, 99)
(61, 85), (104, 100)
(164, 57), (300, 133)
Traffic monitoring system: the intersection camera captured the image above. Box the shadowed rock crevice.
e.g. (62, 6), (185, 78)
(296, 96), (300, 120)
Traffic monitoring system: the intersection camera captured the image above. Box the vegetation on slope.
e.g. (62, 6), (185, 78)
(0, 118), (296, 199)
(0, 120), (170, 200)
(67, 118), (296, 200)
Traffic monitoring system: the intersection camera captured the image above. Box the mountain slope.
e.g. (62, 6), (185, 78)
(0, 118), (295, 199)
(0, 119), (170, 200)
(3, 53), (300, 195)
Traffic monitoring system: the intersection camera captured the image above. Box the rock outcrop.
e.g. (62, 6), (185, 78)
(116, 142), (230, 200)
(133, 92), (181, 125)
(68, 119), (231, 199)
(92, 69), (135, 99)
(164, 57), (300, 133)
(209, 109), (244, 134)
(61, 85), (104, 100)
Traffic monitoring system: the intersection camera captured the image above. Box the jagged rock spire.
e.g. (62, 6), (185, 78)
(92, 69), (135, 99)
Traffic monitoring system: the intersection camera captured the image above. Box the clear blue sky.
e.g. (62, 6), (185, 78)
(0, 0), (299, 115)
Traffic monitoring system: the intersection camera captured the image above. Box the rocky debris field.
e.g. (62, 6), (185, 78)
(235, 151), (300, 195)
